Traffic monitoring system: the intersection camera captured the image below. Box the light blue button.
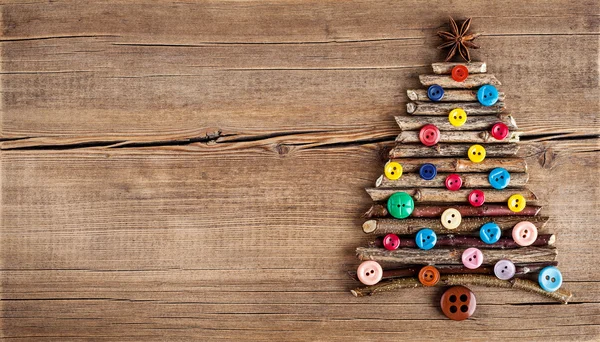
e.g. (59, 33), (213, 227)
(415, 228), (437, 250)
(479, 222), (501, 244)
(538, 266), (563, 292)
(477, 85), (499, 106)
(488, 168), (511, 190)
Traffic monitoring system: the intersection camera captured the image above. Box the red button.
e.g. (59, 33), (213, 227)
(491, 122), (509, 140)
(382, 233), (400, 250)
(445, 174), (463, 191)
(451, 65), (469, 82)
(419, 124), (440, 146)
(468, 190), (485, 207)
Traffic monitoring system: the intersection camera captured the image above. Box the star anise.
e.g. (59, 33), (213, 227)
(437, 17), (481, 62)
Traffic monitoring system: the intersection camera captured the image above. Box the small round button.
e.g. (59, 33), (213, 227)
(441, 208), (461, 230)
(477, 84), (499, 106)
(480, 222), (501, 244)
(451, 65), (469, 82)
(427, 84), (444, 102)
(488, 168), (511, 190)
(448, 108), (467, 127)
(384, 161), (403, 180)
(418, 265), (440, 286)
(415, 228), (437, 250)
(468, 144), (486, 163)
(494, 260), (516, 280)
(462, 248), (483, 269)
(387, 192), (415, 219)
(491, 122), (509, 140)
(507, 194), (526, 213)
(512, 221), (538, 246)
(468, 190), (485, 207)
(382, 233), (400, 251)
(356, 260), (383, 286)
(440, 286), (476, 321)
(419, 163), (437, 180)
(445, 174), (463, 191)
(538, 266), (563, 292)
(419, 124), (441, 146)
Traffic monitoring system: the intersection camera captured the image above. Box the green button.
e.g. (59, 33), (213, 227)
(387, 192), (414, 219)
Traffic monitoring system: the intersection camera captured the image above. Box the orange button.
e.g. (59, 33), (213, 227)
(418, 265), (440, 286)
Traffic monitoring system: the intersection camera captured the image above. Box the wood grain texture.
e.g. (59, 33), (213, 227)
(1, 1), (599, 341)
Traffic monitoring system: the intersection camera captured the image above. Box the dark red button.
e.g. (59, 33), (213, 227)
(440, 286), (477, 321)
(491, 122), (509, 140)
(468, 190), (485, 207)
(445, 174), (463, 191)
(419, 124), (440, 146)
(451, 65), (469, 82)
(382, 233), (400, 250)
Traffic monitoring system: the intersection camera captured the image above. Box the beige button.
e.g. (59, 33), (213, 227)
(441, 208), (462, 230)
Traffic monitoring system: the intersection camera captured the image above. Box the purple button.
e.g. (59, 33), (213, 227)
(494, 260), (516, 280)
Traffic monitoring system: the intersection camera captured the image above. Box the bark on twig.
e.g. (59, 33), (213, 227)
(419, 74), (501, 89)
(395, 114), (516, 131)
(385, 157), (527, 173)
(407, 101), (505, 115)
(431, 62), (487, 74)
(362, 204), (542, 218)
(365, 187), (537, 202)
(376, 172), (529, 188)
(389, 143), (519, 158)
(370, 234), (555, 249)
(407, 89), (505, 102)
(396, 130), (521, 144)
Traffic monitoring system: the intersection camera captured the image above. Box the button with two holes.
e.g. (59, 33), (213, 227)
(427, 84), (444, 101)
(489, 168), (511, 189)
(356, 260), (383, 286)
(418, 265), (440, 286)
(441, 208), (462, 230)
(419, 124), (441, 146)
(445, 174), (463, 191)
(538, 266), (563, 292)
(508, 194), (526, 213)
(451, 65), (469, 82)
(462, 247), (483, 269)
(512, 221), (538, 246)
(382, 233), (400, 250)
(419, 163), (437, 180)
(468, 189), (485, 207)
(494, 260), (516, 280)
(415, 228), (437, 250)
(480, 222), (501, 244)
(477, 84), (499, 106)
(387, 192), (415, 219)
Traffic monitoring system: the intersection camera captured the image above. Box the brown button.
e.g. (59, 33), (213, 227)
(440, 286), (476, 321)
(418, 266), (440, 286)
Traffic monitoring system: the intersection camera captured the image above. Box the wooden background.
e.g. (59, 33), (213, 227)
(1, 1), (599, 340)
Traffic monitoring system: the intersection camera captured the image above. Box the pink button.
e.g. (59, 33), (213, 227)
(445, 174), (463, 191)
(357, 260), (383, 285)
(383, 233), (400, 251)
(491, 122), (509, 140)
(512, 221), (538, 246)
(419, 124), (441, 146)
(468, 190), (485, 207)
(462, 248), (483, 269)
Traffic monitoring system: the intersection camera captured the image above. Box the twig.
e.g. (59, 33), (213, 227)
(407, 101), (505, 115)
(365, 187), (537, 202)
(370, 234), (555, 249)
(385, 157), (527, 173)
(407, 89), (505, 102)
(395, 114), (516, 131)
(362, 204), (542, 218)
(376, 172), (529, 188)
(431, 62), (487, 74)
(396, 130), (520, 144)
(419, 74), (501, 89)
(389, 143), (519, 158)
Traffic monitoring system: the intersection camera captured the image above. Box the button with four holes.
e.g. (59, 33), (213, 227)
(419, 163), (437, 180)
(441, 208), (462, 230)
(387, 192), (415, 219)
(488, 167), (511, 189)
(418, 265), (440, 286)
(448, 108), (467, 127)
(462, 248), (483, 269)
(480, 222), (501, 244)
(491, 122), (509, 140)
(512, 221), (538, 246)
(538, 266), (563, 292)
(384, 161), (403, 180)
(356, 260), (383, 286)
(468, 189), (485, 207)
(415, 228), (437, 250)
(419, 124), (441, 146)
(440, 286), (477, 321)
(468, 144), (486, 163)
(477, 84), (499, 106)
(382, 233), (400, 251)
(451, 65), (469, 82)
(508, 194), (526, 213)
(445, 174), (463, 191)
(427, 84), (444, 102)
(494, 260), (516, 280)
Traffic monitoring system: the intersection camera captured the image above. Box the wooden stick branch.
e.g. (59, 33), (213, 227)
(376, 172), (529, 188)
(389, 143), (519, 158)
(407, 101), (506, 115)
(365, 187), (537, 202)
(386, 157), (527, 173)
(395, 114), (516, 131)
(362, 216), (548, 235)
(407, 89), (506, 102)
(363, 204), (542, 218)
(370, 234), (555, 249)
(419, 74), (501, 89)
(356, 246), (557, 265)
(431, 62), (487, 74)
(396, 130), (521, 144)
(351, 275), (573, 304)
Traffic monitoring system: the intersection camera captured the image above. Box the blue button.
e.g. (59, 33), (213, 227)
(419, 163), (437, 180)
(538, 266), (563, 292)
(427, 85), (444, 102)
(488, 168), (511, 190)
(479, 222), (501, 244)
(415, 228), (437, 250)
(477, 85), (499, 106)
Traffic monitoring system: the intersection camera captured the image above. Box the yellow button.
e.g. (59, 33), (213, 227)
(448, 108), (467, 127)
(384, 161), (403, 180)
(468, 144), (486, 163)
(441, 208), (461, 230)
(508, 194), (526, 212)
